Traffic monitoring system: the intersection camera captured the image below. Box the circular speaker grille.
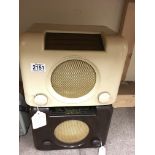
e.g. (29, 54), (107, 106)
(51, 59), (96, 98)
(54, 120), (89, 144)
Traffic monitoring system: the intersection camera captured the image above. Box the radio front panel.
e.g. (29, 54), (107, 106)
(20, 24), (127, 107)
(30, 105), (113, 150)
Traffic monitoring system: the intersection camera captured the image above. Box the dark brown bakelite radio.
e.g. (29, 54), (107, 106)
(30, 105), (113, 150)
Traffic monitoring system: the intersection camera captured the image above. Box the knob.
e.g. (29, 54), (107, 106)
(92, 138), (101, 147)
(34, 94), (48, 106)
(98, 92), (110, 103)
(43, 140), (51, 146)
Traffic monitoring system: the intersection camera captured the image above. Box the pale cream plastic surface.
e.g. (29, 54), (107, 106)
(20, 23), (128, 107)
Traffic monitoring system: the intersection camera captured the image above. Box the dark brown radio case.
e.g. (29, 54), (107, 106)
(30, 105), (113, 150)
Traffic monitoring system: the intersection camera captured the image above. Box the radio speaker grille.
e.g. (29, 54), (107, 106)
(54, 120), (89, 144)
(51, 59), (96, 98)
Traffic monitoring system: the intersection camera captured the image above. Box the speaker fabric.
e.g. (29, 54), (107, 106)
(51, 59), (96, 98)
(30, 105), (113, 150)
(54, 120), (89, 144)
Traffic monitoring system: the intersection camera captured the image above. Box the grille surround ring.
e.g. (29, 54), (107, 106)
(54, 120), (90, 144)
(51, 59), (96, 98)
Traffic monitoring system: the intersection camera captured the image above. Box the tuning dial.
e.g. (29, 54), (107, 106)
(34, 94), (48, 106)
(98, 92), (110, 103)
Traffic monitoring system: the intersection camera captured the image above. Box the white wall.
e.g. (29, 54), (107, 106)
(20, 0), (125, 33)
(19, 0), (134, 81)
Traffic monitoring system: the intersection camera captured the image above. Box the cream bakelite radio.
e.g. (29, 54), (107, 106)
(20, 23), (127, 107)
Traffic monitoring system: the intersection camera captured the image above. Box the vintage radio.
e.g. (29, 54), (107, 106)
(30, 105), (113, 150)
(20, 23), (127, 107)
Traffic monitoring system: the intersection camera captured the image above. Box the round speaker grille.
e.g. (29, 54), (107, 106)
(51, 59), (96, 98)
(54, 120), (89, 144)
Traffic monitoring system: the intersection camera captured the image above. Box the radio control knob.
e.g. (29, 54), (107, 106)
(34, 94), (48, 106)
(92, 138), (101, 147)
(98, 92), (110, 103)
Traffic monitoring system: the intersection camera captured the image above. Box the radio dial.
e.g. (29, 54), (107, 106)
(98, 92), (110, 103)
(34, 94), (48, 106)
